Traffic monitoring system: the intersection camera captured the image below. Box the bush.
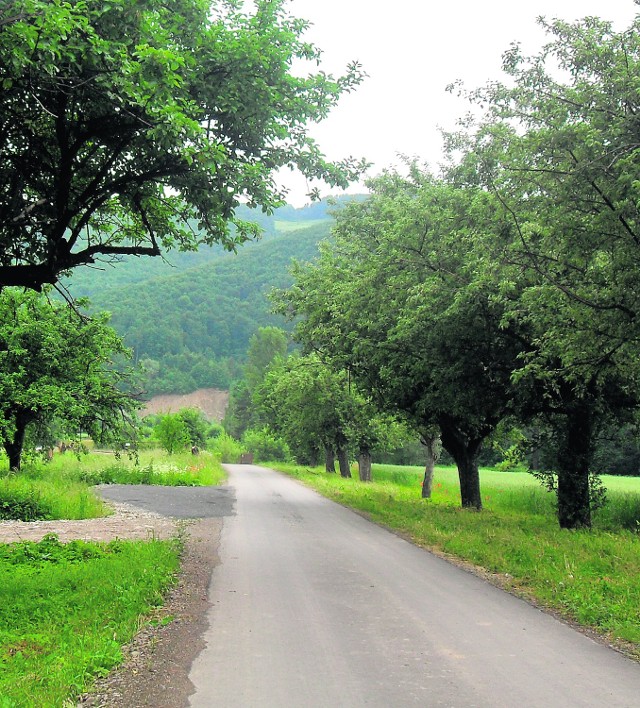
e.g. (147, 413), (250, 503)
(209, 432), (244, 463)
(242, 428), (291, 463)
(153, 413), (190, 454)
(0, 488), (50, 520)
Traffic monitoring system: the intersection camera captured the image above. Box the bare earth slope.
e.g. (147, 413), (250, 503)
(139, 388), (229, 421)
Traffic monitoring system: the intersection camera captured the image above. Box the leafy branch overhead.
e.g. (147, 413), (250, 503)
(0, 0), (367, 289)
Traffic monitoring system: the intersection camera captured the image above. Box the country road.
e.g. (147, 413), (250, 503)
(186, 464), (640, 707)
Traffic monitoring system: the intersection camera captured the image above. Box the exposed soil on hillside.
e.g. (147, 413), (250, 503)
(140, 388), (229, 421)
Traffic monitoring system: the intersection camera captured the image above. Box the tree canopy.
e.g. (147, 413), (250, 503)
(443, 14), (640, 527)
(0, 288), (136, 469)
(278, 170), (526, 508)
(0, 0), (365, 289)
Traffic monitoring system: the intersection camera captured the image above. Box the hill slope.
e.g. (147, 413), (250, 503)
(63, 200), (342, 299)
(74, 218), (333, 395)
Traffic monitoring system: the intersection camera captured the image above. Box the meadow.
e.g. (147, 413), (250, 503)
(0, 449), (225, 707)
(271, 463), (640, 657)
(0, 450), (226, 521)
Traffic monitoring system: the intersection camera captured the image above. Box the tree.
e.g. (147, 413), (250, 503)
(153, 413), (190, 455)
(279, 169), (525, 508)
(0, 0), (366, 290)
(224, 326), (288, 438)
(0, 289), (136, 469)
(255, 353), (353, 473)
(176, 408), (208, 449)
(446, 14), (640, 527)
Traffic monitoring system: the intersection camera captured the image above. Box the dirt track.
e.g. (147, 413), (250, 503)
(0, 500), (178, 544)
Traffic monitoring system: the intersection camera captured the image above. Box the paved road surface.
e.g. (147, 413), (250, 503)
(99, 483), (235, 519)
(187, 465), (639, 707)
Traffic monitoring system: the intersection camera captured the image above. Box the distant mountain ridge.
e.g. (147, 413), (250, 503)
(64, 198), (348, 299)
(63, 198), (358, 396)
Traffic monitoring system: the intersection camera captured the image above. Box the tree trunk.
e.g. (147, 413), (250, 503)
(555, 408), (594, 529)
(358, 448), (372, 482)
(420, 431), (441, 499)
(325, 446), (336, 473)
(439, 424), (483, 509)
(5, 418), (28, 471)
(337, 447), (351, 478)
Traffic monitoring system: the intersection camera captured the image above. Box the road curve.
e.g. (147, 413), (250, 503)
(188, 464), (640, 707)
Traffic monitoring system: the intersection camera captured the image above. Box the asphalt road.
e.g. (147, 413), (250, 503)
(183, 465), (640, 707)
(98, 483), (235, 519)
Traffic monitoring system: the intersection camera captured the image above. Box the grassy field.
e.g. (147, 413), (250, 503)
(0, 448), (225, 706)
(0, 450), (226, 521)
(270, 462), (640, 656)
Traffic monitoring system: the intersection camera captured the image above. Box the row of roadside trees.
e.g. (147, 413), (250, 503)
(267, 15), (640, 530)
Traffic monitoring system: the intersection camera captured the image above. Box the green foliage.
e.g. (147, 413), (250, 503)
(278, 169), (526, 506)
(91, 221), (329, 396)
(242, 428), (291, 463)
(153, 413), (190, 455)
(255, 353), (351, 464)
(176, 408), (209, 448)
(76, 460), (217, 487)
(209, 432), (244, 463)
(0, 0), (366, 289)
(64, 201), (339, 297)
(0, 288), (136, 471)
(0, 487), (49, 521)
(224, 326), (289, 438)
(0, 535), (180, 705)
(444, 15), (640, 527)
(244, 326), (288, 392)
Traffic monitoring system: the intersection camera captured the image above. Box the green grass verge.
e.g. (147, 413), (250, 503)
(270, 463), (640, 654)
(0, 534), (181, 707)
(0, 450), (227, 521)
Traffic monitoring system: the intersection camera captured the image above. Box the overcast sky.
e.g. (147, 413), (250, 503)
(280, 0), (638, 204)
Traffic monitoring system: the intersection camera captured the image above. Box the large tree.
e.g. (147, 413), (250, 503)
(0, 289), (136, 469)
(446, 14), (640, 527)
(0, 0), (365, 290)
(279, 169), (526, 509)
(256, 353), (353, 474)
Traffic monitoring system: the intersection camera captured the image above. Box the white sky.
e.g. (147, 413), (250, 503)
(280, 0), (638, 204)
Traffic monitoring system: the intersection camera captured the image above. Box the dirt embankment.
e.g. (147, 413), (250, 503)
(139, 388), (229, 422)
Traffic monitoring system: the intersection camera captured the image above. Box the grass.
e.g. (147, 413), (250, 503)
(0, 534), (181, 707)
(0, 448), (227, 704)
(0, 449), (226, 521)
(274, 219), (328, 232)
(270, 462), (640, 655)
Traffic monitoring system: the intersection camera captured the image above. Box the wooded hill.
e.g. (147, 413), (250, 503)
(63, 201), (344, 396)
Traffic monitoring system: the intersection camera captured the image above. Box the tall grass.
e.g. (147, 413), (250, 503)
(0, 534), (180, 707)
(272, 463), (640, 653)
(0, 474), (107, 521)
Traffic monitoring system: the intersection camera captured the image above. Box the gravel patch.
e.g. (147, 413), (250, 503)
(0, 500), (178, 544)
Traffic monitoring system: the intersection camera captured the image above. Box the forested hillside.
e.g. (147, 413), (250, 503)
(63, 201), (339, 299)
(66, 204), (339, 396)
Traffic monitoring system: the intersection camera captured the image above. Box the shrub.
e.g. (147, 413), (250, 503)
(153, 413), (190, 454)
(0, 488), (50, 520)
(242, 428), (291, 463)
(209, 433), (244, 463)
